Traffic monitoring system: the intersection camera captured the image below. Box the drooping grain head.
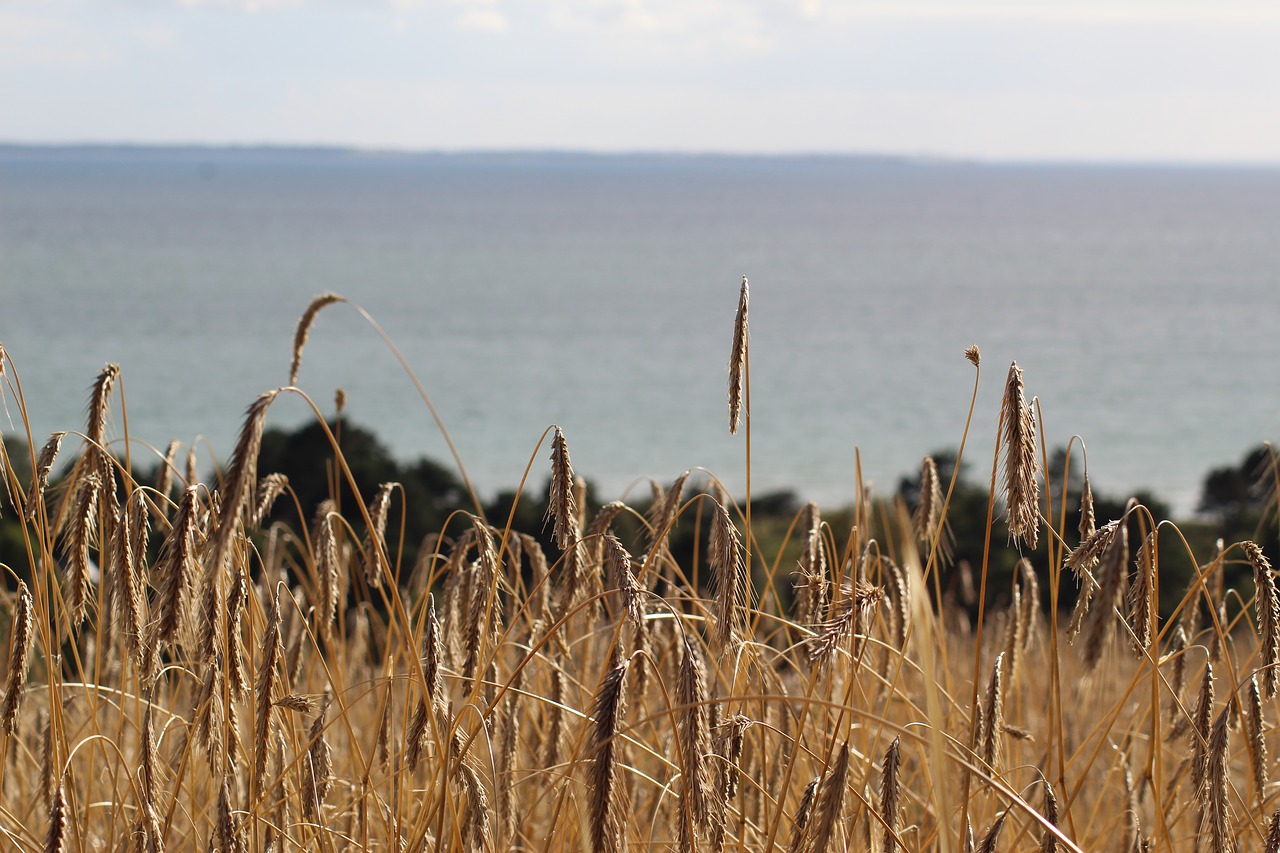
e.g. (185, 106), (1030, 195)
(24, 431), (66, 523)
(1040, 778), (1059, 853)
(289, 292), (344, 386)
(362, 481), (397, 588)
(1244, 541), (1280, 698)
(1078, 472), (1096, 541)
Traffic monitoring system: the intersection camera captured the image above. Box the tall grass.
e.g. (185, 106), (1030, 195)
(0, 292), (1276, 852)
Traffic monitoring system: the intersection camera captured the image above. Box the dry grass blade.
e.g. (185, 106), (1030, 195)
(289, 292), (344, 386)
(728, 275), (748, 435)
(1000, 362), (1039, 550)
(1079, 472), (1096, 540)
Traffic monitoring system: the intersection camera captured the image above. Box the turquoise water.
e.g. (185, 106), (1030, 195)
(2, 147), (1279, 514)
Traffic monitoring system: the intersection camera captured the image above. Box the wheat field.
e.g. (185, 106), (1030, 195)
(0, 285), (1276, 852)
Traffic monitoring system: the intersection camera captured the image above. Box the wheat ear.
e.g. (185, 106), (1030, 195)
(728, 276), (748, 435)
(710, 500), (745, 653)
(588, 657), (631, 853)
(807, 742), (851, 853)
(24, 432), (66, 523)
(45, 779), (66, 853)
(0, 581), (34, 735)
(547, 425), (578, 551)
(881, 736), (902, 853)
(288, 292), (344, 386)
(999, 362), (1039, 549)
(1245, 541), (1280, 698)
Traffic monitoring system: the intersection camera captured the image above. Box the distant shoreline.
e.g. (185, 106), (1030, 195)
(2, 142), (1278, 172)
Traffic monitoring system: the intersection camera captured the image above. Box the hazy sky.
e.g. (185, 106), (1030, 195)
(4, 0), (1280, 161)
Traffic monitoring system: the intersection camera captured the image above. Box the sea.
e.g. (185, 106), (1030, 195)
(2, 145), (1279, 517)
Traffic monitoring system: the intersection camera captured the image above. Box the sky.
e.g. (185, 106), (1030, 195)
(3, 0), (1280, 161)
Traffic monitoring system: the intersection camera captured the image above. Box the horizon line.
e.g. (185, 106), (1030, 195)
(3, 140), (1280, 170)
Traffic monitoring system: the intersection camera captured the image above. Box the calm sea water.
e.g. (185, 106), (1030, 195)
(2, 146), (1279, 515)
